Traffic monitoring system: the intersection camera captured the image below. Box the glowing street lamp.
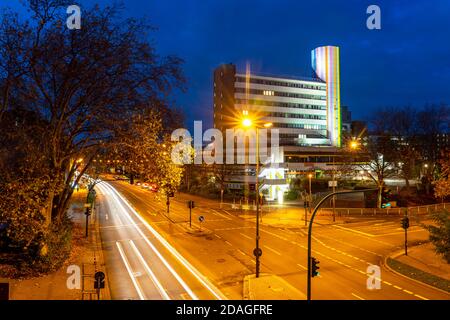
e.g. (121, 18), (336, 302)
(349, 140), (359, 150)
(240, 116), (272, 278)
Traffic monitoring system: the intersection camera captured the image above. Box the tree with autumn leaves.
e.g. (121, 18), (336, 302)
(0, 1), (185, 272)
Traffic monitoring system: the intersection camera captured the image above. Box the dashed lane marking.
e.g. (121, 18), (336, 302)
(403, 289), (413, 295)
(239, 233), (253, 240)
(263, 245), (282, 256)
(351, 293), (365, 300)
(237, 249), (247, 256)
(297, 263), (307, 270)
(260, 228), (288, 241)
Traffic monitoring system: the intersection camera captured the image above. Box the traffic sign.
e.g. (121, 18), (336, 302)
(94, 271), (105, 289)
(328, 180), (338, 187)
(253, 248), (262, 257)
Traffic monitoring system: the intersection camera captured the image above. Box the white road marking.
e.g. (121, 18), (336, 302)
(260, 228), (288, 241)
(414, 294), (428, 300)
(129, 240), (171, 300)
(264, 245), (282, 256)
(297, 263), (307, 270)
(211, 209), (232, 220)
(403, 289), (413, 295)
(351, 293), (365, 300)
(100, 183), (201, 300)
(239, 233), (253, 240)
(115, 241), (146, 300)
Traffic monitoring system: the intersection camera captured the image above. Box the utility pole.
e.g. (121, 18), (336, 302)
(401, 209), (410, 256)
(85, 207), (91, 238)
(332, 155), (336, 222)
(255, 127), (261, 278)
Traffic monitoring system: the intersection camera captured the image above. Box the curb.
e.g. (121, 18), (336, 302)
(93, 196), (112, 300)
(383, 250), (450, 296)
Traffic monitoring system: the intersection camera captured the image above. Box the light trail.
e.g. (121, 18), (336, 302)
(98, 182), (200, 300)
(116, 241), (146, 300)
(128, 240), (171, 300)
(103, 182), (227, 300)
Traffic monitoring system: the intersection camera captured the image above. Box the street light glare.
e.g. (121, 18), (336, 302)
(263, 122), (273, 128)
(242, 118), (252, 128)
(350, 140), (359, 149)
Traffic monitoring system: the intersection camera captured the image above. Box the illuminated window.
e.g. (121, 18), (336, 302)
(263, 90), (274, 96)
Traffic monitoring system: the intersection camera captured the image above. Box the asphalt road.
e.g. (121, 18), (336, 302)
(98, 181), (450, 300)
(95, 182), (225, 300)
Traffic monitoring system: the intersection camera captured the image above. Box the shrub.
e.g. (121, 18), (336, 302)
(423, 210), (450, 263)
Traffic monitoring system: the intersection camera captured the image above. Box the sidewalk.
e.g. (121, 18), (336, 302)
(386, 243), (450, 293)
(1, 189), (110, 300)
(393, 243), (450, 281)
(243, 274), (306, 300)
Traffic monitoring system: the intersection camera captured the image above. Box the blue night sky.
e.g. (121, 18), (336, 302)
(3, 0), (450, 130)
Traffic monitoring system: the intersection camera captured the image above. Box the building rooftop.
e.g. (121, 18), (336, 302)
(236, 71), (325, 84)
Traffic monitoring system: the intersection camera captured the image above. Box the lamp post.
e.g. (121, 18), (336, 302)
(306, 188), (379, 301)
(308, 173), (313, 215)
(242, 117), (272, 278)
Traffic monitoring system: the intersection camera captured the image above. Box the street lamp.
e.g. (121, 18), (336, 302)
(308, 173), (313, 205)
(241, 117), (272, 278)
(349, 140), (359, 150)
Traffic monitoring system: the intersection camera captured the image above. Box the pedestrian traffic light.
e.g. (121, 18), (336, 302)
(401, 216), (410, 229)
(311, 257), (320, 277)
(381, 187), (391, 208)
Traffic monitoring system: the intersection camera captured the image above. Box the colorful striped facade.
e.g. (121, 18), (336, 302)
(311, 46), (341, 147)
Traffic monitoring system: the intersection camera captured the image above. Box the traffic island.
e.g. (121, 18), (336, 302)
(385, 243), (450, 294)
(181, 223), (213, 237)
(243, 274), (306, 300)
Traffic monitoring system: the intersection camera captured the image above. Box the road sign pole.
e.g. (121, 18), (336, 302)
(189, 205), (192, 228)
(167, 195), (170, 218)
(304, 202), (308, 226)
(405, 227), (408, 256)
(85, 207), (90, 238)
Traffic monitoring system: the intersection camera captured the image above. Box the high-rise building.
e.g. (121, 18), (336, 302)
(213, 64), (329, 146)
(311, 46), (341, 147)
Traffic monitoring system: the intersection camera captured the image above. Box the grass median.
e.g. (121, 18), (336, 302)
(387, 257), (450, 293)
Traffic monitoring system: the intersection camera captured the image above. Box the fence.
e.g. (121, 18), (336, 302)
(222, 201), (449, 217)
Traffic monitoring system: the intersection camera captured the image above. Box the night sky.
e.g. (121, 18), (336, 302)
(3, 0), (450, 130)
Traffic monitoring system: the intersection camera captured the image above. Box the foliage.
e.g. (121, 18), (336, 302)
(434, 152), (450, 200)
(423, 210), (450, 263)
(0, 1), (184, 271)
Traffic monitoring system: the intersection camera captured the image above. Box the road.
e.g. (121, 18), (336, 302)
(97, 180), (450, 300)
(95, 182), (225, 300)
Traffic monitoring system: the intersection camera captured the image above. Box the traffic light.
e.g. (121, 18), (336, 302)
(381, 187), (391, 208)
(311, 257), (320, 277)
(401, 216), (410, 229)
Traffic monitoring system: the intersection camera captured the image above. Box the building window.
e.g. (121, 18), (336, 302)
(263, 90), (274, 96)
